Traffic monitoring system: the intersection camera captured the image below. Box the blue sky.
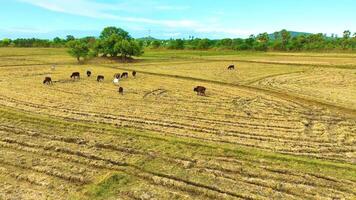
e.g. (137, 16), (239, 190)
(0, 0), (355, 39)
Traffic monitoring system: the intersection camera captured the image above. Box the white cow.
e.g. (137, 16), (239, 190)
(113, 78), (120, 84)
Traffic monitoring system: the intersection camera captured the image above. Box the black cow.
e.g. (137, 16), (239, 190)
(43, 77), (52, 85)
(228, 65), (235, 70)
(194, 86), (206, 96)
(71, 72), (80, 79)
(132, 71), (137, 77)
(87, 70), (92, 77)
(118, 87), (124, 94)
(97, 75), (104, 82)
(121, 72), (128, 78)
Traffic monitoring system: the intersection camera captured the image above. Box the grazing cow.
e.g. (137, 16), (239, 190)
(97, 75), (104, 82)
(43, 77), (52, 85)
(121, 72), (128, 78)
(113, 77), (119, 84)
(114, 73), (121, 79)
(228, 65), (235, 70)
(194, 86), (206, 96)
(132, 71), (137, 77)
(70, 72), (80, 79)
(87, 70), (92, 77)
(118, 87), (124, 94)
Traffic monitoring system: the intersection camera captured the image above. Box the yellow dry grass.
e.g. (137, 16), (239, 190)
(0, 48), (355, 200)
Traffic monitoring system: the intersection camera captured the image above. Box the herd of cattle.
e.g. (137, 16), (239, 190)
(43, 64), (236, 96)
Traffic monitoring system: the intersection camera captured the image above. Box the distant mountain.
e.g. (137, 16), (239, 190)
(136, 36), (158, 41)
(268, 31), (312, 40)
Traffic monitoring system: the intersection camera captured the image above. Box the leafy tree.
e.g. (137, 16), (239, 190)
(343, 30), (351, 39)
(217, 38), (233, 49)
(256, 33), (269, 51)
(67, 39), (89, 62)
(100, 27), (131, 40)
(196, 39), (211, 50)
(0, 38), (11, 47)
(150, 40), (161, 49)
(280, 29), (291, 50)
(167, 39), (185, 49)
(66, 35), (75, 42)
(245, 35), (256, 49)
(114, 39), (143, 59)
(231, 39), (248, 50)
(273, 31), (280, 40)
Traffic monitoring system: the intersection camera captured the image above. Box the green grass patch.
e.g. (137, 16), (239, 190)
(79, 173), (133, 200)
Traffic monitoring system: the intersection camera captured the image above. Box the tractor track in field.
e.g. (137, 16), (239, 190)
(0, 94), (354, 164)
(0, 94), (352, 148)
(193, 57), (356, 69)
(0, 135), (255, 199)
(103, 65), (356, 119)
(0, 119), (354, 199)
(3, 59), (355, 117)
(0, 101), (355, 165)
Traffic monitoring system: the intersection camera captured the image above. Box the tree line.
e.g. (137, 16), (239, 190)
(0, 27), (144, 62)
(1, 28), (356, 54)
(144, 30), (356, 51)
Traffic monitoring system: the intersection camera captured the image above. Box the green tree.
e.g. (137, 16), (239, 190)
(245, 35), (256, 50)
(273, 31), (280, 40)
(167, 39), (185, 49)
(196, 39), (211, 50)
(150, 40), (161, 49)
(343, 30), (351, 39)
(66, 35), (75, 42)
(256, 32), (269, 51)
(280, 29), (291, 50)
(0, 38), (11, 47)
(67, 39), (89, 62)
(114, 39), (143, 59)
(100, 27), (131, 40)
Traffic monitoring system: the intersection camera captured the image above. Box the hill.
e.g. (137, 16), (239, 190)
(268, 31), (312, 40)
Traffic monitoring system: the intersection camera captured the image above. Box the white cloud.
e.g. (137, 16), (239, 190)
(17, 0), (255, 38)
(18, 0), (196, 28)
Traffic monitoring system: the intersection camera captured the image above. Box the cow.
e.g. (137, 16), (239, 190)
(70, 72), (80, 79)
(132, 71), (137, 77)
(121, 72), (128, 78)
(87, 70), (92, 77)
(113, 77), (119, 84)
(228, 65), (235, 70)
(97, 75), (104, 82)
(118, 87), (124, 95)
(43, 77), (52, 85)
(194, 86), (206, 96)
(114, 73), (121, 79)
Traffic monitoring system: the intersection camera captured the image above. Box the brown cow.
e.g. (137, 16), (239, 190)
(114, 73), (121, 79)
(97, 75), (104, 82)
(121, 72), (128, 78)
(71, 72), (80, 79)
(43, 77), (52, 85)
(228, 65), (235, 70)
(118, 87), (124, 94)
(132, 71), (137, 77)
(194, 86), (206, 96)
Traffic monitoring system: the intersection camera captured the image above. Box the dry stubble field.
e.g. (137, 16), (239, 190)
(0, 48), (355, 200)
